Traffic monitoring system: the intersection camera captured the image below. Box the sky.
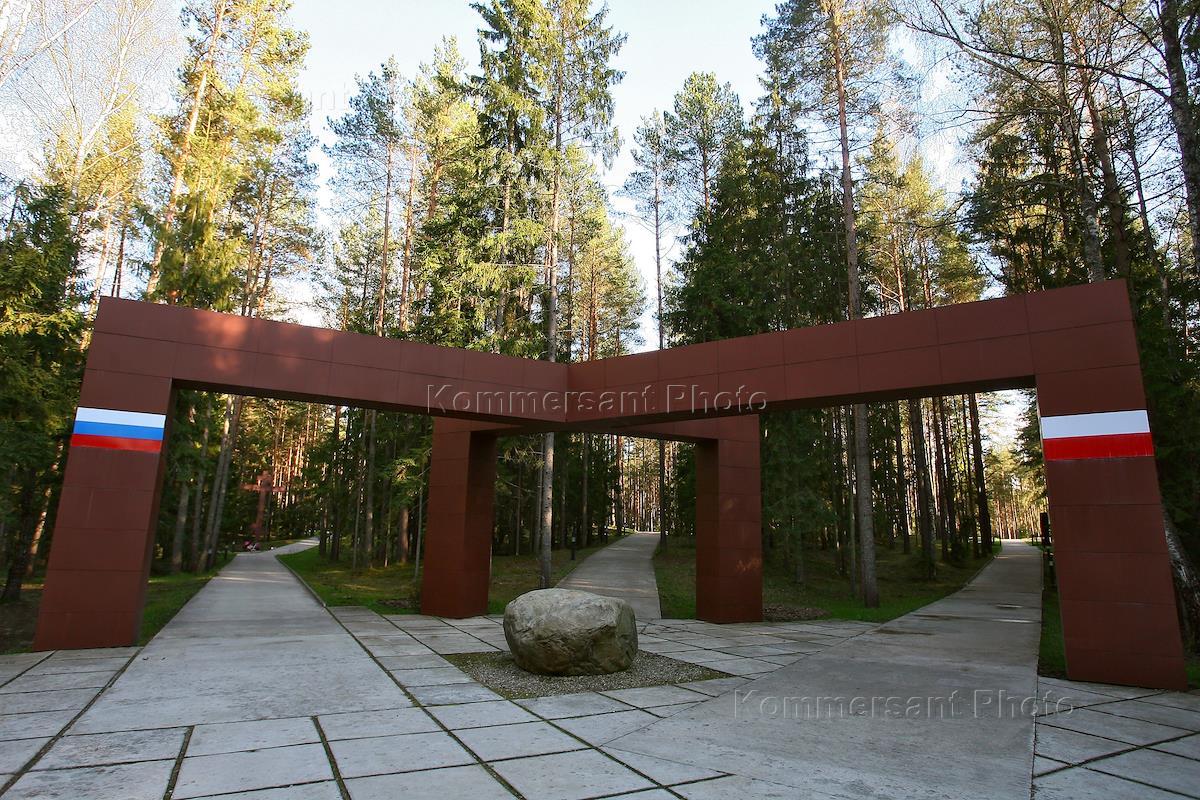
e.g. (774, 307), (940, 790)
(287, 0), (781, 346)
(279, 0), (1025, 442)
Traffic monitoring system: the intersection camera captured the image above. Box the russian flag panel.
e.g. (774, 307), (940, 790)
(1040, 410), (1154, 462)
(71, 407), (166, 453)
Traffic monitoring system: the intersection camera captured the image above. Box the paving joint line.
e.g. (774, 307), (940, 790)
(323, 605), (524, 798)
(161, 724), (194, 799)
(0, 647), (141, 796)
(312, 716), (352, 800)
(0, 652), (52, 691)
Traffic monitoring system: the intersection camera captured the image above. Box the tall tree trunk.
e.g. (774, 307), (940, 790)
(908, 399), (936, 578)
(204, 395), (242, 568)
(171, 477), (190, 574)
(1159, 0), (1200, 274)
(1, 478), (38, 602)
(538, 64), (566, 589)
(968, 393), (992, 555)
(831, 16), (877, 606)
(1081, 75), (1132, 278)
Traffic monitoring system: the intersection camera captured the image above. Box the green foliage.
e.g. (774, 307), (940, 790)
(0, 183), (85, 600)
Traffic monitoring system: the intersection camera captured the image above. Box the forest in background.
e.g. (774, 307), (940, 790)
(1, 0), (1197, 644)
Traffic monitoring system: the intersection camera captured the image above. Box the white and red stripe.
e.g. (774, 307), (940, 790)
(1039, 410), (1154, 461)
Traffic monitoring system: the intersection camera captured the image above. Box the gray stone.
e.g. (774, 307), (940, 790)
(503, 589), (638, 676)
(556, 531), (662, 620)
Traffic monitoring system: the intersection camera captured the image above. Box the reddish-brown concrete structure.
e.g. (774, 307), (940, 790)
(33, 280), (1188, 689)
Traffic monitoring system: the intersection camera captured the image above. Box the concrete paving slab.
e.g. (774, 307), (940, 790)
(190, 781), (343, 799)
(490, 749), (655, 800)
(1035, 723), (1133, 764)
(1033, 755), (1068, 776)
(1094, 698), (1200, 731)
(0, 689), (98, 714)
(455, 720), (585, 761)
(1038, 706), (1190, 745)
(554, 709), (659, 746)
(556, 531), (662, 620)
(0, 655), (48, 688)
(0, 671), (114, 694)
(1088, 747), (1200, 796)
(174, 742), (333, 798)
(0, 711), (76, 742)
(694, 657), (774, 676)
(35, 728), (184, 769)
(1152, 732), (1200, 759)
(406, 683), (500, 706)
(515, 692), (633, 719)
(644, 702), (700, 717)
(672, 774), (824, 799)
(426, 700), (537, 730)
(677, 678), (750, 697)
(600, 686), (707, 709)
(1032, 765), (1185, 799)
(376, 654), (450, 670)
(1139, 691), (1200, 713)
(71, 547), (409, 734)
(317, 707), (439, 741)
(25, 657), (130, 676)
(606, 542), (1043, 800)
(343, 764), (514, 800)
(1039, 677), (1164, 701)
(2, 759), (174, 800)
(391, 667), (472, 687)
(602, 747), (726, 785)
(0, 736), (48, 773)
(329, 731), (473, 778)
(187, 716), (319, 757)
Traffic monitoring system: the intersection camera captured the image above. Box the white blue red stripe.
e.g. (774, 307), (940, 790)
(1039, 410), (1153, 461)
(71, 407), (165, 453)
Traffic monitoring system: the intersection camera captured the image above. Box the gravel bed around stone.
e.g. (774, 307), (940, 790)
(443, 650), (730, 698)
(762, 604), (830, 621)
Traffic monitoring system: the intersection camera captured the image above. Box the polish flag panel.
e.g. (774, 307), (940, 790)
(1039, 410), (1154, 462)
(71, 407), (166, 453)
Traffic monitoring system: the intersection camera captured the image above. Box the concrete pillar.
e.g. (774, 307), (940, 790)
(1031, 289), (1187, 689)
(695, 415), (763, 623)
(419, 418), (498, 618)
(33, 369), (174, 650)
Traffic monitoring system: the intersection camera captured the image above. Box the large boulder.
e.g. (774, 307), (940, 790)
(503, 588), (638, 675)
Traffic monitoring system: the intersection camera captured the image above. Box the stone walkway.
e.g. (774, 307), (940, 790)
(1, 540), (1198, 799)
(557, 531), (662, 620)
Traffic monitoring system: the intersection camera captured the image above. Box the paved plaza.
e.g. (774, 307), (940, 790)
(1, 540), (1198, 799)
